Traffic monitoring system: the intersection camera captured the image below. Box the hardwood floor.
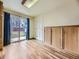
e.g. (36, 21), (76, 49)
(0, 40), (79, 59)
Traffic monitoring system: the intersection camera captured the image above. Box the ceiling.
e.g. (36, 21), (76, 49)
(3, 0), (79, 16)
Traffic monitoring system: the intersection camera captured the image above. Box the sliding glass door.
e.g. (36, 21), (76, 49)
(19, 17), (27, 41)
(10, 15), (20, 42)
(10, 15), (27, 43)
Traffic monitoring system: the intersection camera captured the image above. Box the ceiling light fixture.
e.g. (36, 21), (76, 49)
(22, 0), (38, 8)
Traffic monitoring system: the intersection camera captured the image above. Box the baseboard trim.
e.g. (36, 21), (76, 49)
(29, 38), (36, 40)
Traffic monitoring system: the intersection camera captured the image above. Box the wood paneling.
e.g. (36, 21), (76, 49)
(77, 27), (79, 52)
(44, 26), (79, 53)
(0, 1), (3, 15)
(44, 27), (52, 45)
(63, 27), (78, 53)
(0, 1), (3, 50)
(52, 27), (62, 49)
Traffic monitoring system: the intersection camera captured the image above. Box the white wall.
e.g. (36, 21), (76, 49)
(34, 16), (44, 41)
(34, 1), (79, 41)
(30, 19), (35, 38)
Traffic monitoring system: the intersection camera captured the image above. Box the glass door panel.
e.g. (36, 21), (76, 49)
(10, 15), (20, 42)
(10, 15), (27, 43)
(19, 18), (27, 40)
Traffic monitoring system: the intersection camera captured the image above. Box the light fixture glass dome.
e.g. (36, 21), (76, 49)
(23, 0), (38, 8)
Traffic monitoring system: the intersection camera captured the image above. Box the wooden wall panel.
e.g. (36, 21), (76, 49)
(44, 26), (79, 53)
(0, 1), (3, 50)
(77, 27), (79, 53)
(52, 27), (62, 49)
(0, 16), (2, 50)
(0, 1), (3, 15)
(63, 27), (78, 53)
(44, 27), (52, 45)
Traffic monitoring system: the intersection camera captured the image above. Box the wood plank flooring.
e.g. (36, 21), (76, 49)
(0, 40), (79, 59)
